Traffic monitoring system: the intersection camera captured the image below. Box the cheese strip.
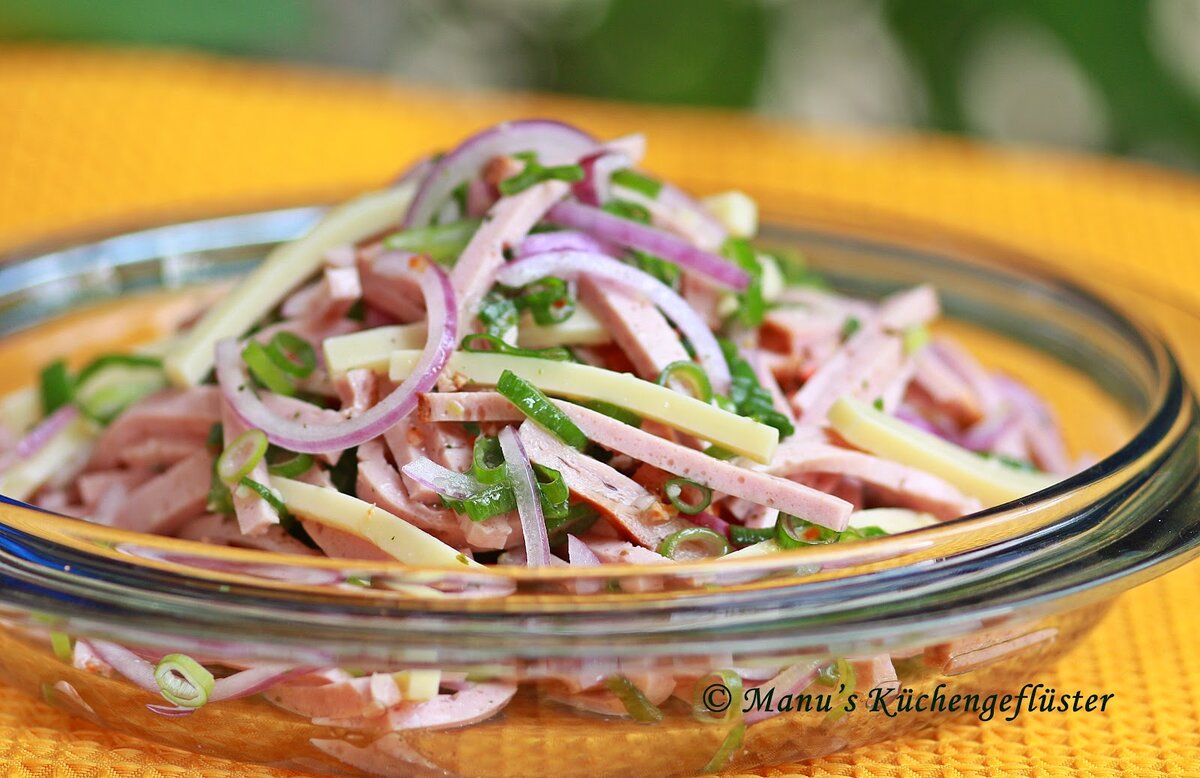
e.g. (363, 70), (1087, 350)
(270, 476), (482, 569)
(388, 351), (779, 463)
(0, 387), (38, 436)
(165, 185), (415, 386)
(847, 508), (938, 534)
(516, 306), (611, 350)
(324, 324), (426, 375)
(1, 414), (96, 501)
(828, 396), (1058, 506)
(323, 309), (612, 376)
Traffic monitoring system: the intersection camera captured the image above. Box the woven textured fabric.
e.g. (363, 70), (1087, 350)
(1, 45), (1200, 778)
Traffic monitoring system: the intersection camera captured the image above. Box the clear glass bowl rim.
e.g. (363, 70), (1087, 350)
(0, 202), (1196, 659)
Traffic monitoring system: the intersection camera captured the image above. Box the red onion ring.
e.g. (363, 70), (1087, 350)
(217, 256), (456, 453)
(496, 251), (732, 394)
(210, 665), (313, 702)
(566, 535), (600, 566)
(14, 405), (78, 460)
(517, 230), (617, 259)
(85, 640), (159, 693)
(572, 149), (632, 207)
(498, 426), (551, 568)
(545, 200), (749, 291)
(743, 660), (822, 724)
(400, 456), (485, 500)
(147, 703), (195, 717)
(402, 119), (597, 229)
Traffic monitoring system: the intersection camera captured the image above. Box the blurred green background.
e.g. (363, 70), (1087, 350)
(4, 0), (1200, 168)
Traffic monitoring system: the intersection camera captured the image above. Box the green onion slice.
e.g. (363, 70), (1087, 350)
(267, 451), (314, 478)
(611, 168), (663, 199)
(154, 653), (215, 709)
(693, 669), (743, 725)
(581, 400), (642, 428)
(242, 340), (296, 396)
(546, 502), (599, 542)
(657, 360), (713, 403)
(604, 675), (663, 723)
(75, 353), (162, 386)
(496, 369), (588, 450)
(460, 334), (573, 362)
(729, 525), (774, 547)
(534, 464), (570, 519)
(77, 381), (159, 425)
(775, 513), (819, 549)
(702, 722), (745, 774)
(442, 483), (515, 523)
(383, 218), (481, 263)
(471, 436), (507, 485)
(658, 527), (730, 560)
(238, 476), (288, 514)
(601, 199), (651, 224)
(663, 478), (712, 515)
(217, 429), (268, 485)
(49, 631), (72, 663)
(478, 291), (519, 338)
(498, 152), (584, 196)
(723, 238), (765, 328)
(514, 277), (576, 325)
(39, 360), (73, 415)
(265, 331), (317, 379)
(704, 445), (737, 461)
(822, 657), (857, 724)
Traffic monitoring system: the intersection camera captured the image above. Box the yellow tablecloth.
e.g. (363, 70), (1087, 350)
(1, 45), (1199, 777)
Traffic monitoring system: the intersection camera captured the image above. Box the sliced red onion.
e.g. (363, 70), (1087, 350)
(743, 659), (822, 725)
(217, 256), (456, 453)
(498, 426), (551, 568)
(403, 120), (597, 229)
(545, 201), (749, 291)
(85, 640), (158, 693)
(566, 535), (600, 566)
(517, 230), (617, 259)
(400, 456), (486, 500)
(147, 703), (195, 717)
(496, 251), (732, 394)
(210, 665), (312, 702)
(572, 150), (632, 206)
(15, 405), (78, 460)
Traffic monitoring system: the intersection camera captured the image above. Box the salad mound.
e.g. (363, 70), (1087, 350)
(0, 120), (1076, 744)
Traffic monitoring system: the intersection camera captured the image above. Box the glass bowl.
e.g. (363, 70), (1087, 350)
(0, 204), (1196, 777)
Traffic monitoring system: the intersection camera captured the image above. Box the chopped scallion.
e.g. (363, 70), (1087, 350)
(217, 429), (268, 485)
(663, 478), (712, 515)
(39, 360), (73, 415)
(496, 369), (588, 450)
(604, 675), (663, 723)
(657, 527), (730, 559)
(265, 331), (317, 379)
(267, 451), (314, 478)
(154, 653), (214, 709)
(242, 340), (297, 396)
(498, 152), (584, 196)
(657, 360), (714, 403)
(611, 168), (663, 199)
